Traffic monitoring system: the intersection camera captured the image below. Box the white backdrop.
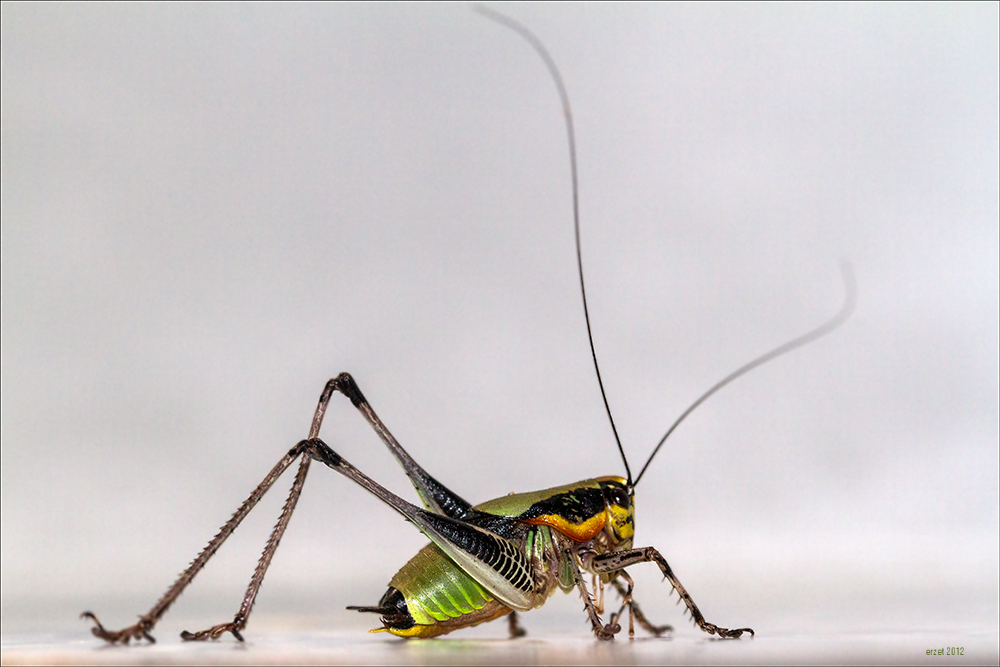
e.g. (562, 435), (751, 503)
(2, 3), (997, 662)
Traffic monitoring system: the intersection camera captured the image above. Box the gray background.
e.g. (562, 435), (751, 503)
(2, 3), (997, 663)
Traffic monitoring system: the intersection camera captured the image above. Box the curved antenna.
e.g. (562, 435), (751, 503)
(474, 5), (632, 484)
(633, 263), (857, 486)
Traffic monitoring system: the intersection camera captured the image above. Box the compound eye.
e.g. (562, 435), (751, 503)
(607, 486), (629, 509)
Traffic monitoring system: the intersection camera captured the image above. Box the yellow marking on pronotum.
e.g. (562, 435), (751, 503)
(524, 512), (607, 543)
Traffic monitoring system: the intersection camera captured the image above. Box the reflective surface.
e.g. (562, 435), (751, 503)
(3, 628), (998, 666)
(3, 576), (998, 666)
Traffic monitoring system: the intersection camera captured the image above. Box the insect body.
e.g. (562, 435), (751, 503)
(348, 473), (638, 638)
(82, 7), (852, 644)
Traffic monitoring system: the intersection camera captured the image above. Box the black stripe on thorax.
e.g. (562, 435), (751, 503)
(516, 487), (606, 525)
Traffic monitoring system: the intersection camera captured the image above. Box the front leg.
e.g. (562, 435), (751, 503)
(562, 546), (619, 640)
(591, 547), (753, 639)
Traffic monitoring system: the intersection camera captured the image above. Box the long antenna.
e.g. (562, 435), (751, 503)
(633, 263), (857, 486)
(474, 5), (632, 484)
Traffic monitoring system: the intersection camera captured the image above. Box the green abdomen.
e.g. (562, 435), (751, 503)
(386, 542), (511, 637)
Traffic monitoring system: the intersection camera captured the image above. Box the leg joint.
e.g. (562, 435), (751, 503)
(294, 437), (342, 467)
(332, 372), (367, 408)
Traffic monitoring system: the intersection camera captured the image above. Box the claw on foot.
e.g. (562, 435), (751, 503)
(597, 621), (620, 641)
(181, 622), (244, 642)
(702, 622), (754, 639)
(649, 623), (674, 637)
(81, 611), (155, 644)
(722, 627), (754, 639)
